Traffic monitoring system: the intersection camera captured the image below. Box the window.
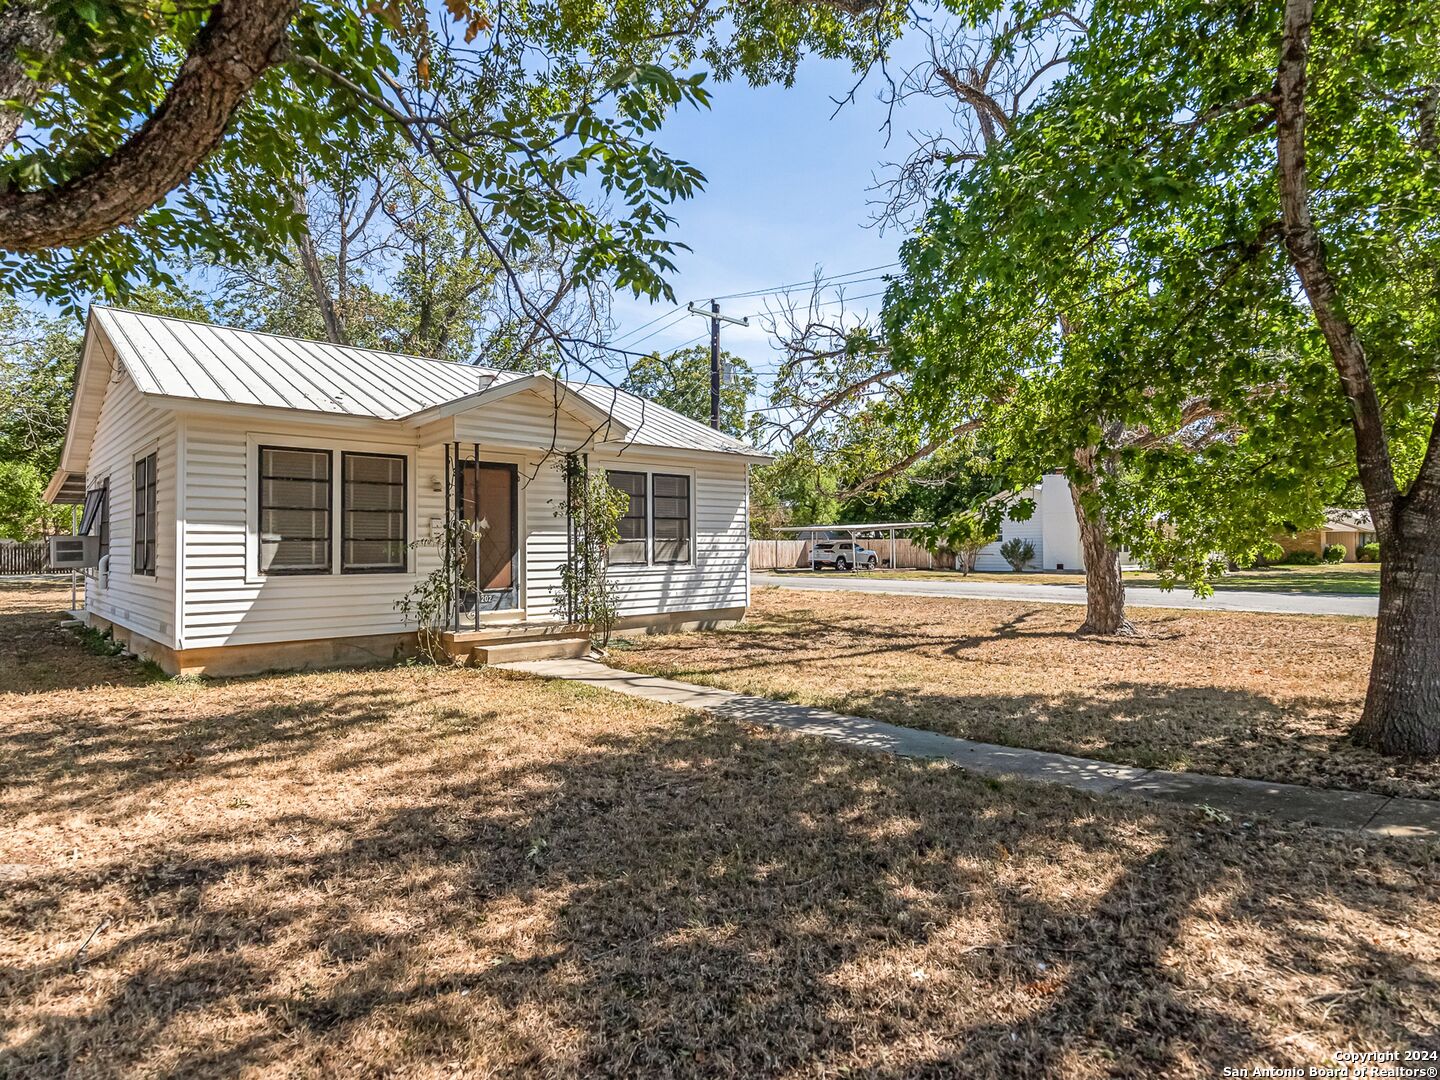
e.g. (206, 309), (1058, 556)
(607, 470), (647, 564)
(652, 473), (691, 563)
(259, 447), (331, 575)
(133, 453), (157, 575)
(342, 452), (406, 573)
(79, 479), (109, 560)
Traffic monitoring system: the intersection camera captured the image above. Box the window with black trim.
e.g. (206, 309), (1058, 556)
(607, 470), (647, 564)
(259, 447), (331, 575)
(652, 473), (691, 563)
(133, 452), (157, 575)
(342, 452), (406, 573)
(80, 479), (109, 561)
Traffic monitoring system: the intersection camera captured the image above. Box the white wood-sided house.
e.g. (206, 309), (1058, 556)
(44, 308), (769, 674)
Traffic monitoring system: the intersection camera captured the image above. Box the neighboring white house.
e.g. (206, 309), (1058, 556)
(973, 473), (1136, 572)
(44, 307), (770, 675)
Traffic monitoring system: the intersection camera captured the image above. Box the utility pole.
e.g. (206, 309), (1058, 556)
(687, 300), (748, 429)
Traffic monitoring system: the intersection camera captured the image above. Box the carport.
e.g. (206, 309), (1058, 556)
(774, 521), (934, 571)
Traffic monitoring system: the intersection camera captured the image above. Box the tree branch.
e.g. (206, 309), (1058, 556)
(839, 420), (982, 500)
(0, 0), (298, 251)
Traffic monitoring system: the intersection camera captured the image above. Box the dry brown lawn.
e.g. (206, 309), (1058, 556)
(614, 588), (1438, 801)
(2, 581), (1438, 1077)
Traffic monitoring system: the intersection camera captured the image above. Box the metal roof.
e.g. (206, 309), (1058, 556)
(91, 307), (765, 458)
(775, 521), (934, 534)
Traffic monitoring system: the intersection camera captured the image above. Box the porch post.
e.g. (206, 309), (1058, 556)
(445, 442), (456, 632)
(472, 442), (480, 630)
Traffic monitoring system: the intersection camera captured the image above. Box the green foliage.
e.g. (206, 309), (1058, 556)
(394, 518), (473, 663)
(915, 512), (998, 575)
(1283, 550), (1322, 567)
(1322, 544), (1347, 565)
(552, 456), (630, 649)
(999, 537), (1034, 572)
(875, 0), (1437, 594)
(0, 460), (65, 540)
(1, 2), (895, 311)
(1358, 542), (1381, 563)
(1252, 541), (1287, 568)
(69, 623), (124, 657)
(0, 299), (82, 476)
(749, 442), (842, 538)
(621, 346), (756, 438)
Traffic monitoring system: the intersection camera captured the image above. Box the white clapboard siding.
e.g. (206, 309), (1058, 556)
(974, 505), (1046, 571)
(520, 451), (750, 620)
(84, 365), (179, 645)
(453, 388), (608, 453)
(176, 414), (750, 647)
(178, 416), (446, 648)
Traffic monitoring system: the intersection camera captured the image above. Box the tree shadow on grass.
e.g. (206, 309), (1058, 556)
(4, 703), (1436, 1077)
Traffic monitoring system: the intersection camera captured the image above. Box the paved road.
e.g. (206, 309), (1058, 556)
(752, 573), (1380, 618)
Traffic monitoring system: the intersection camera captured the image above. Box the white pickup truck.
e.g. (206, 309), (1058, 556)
(809, 539), (880, 571)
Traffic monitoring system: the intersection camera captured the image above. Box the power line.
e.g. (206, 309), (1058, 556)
(610, 304), (687, 348)
(606, 261), (901, 348)
(709, 262), (900, 302)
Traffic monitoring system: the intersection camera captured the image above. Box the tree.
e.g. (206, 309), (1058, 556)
(0, 298), (82, 537)
(0, 299), (79, 473)
(621, 346), (757, 438)
(905, 0), (1438, 753)
(0, 460), (65, 540)
(0, 0), (899, 339)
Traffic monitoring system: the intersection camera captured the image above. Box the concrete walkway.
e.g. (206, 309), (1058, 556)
(499, 657), (1439, 840)
(752, 573), (1381, 618)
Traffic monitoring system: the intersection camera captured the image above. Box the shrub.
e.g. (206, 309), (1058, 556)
(1253, 541), (1287, 567)
(999, 537), (1035, 571)
(1358, 542), (1381, 563)
(1283, 549), (1322, 565)
(1322, 543), (1347, 564)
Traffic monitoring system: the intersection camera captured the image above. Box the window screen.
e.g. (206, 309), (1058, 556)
(259, 447), (331, 575)
(607, 470), (647, 565)
(133, 453), (157, 575)
(652, 474), (691, 563)
(342, 453), (406, 573)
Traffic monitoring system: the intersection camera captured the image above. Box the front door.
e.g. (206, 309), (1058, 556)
(456, 460), (519, 615)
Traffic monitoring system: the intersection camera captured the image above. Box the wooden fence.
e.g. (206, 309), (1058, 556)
(749, 537), (941, 571)
(0, 541), (61, 575)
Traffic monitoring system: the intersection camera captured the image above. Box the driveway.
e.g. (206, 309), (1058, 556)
(752, 573), (1380, 617)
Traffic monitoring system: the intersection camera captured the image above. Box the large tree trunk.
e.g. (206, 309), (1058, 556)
(1276, 0), (1438, 757)
(1070, 477), (1135, 636)
(0, 1), (57, 146)
(1068, 445), (1135, 636)
(1352, 505), (1440, 756)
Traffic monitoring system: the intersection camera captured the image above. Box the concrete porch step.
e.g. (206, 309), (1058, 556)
(470, 636), (592, 665)
(441, 622), (585, 649)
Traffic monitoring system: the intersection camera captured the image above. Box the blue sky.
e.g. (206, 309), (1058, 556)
(599, 50), (946, 387)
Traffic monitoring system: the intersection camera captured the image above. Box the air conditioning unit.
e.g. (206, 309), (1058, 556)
(49, 534), (101, 569)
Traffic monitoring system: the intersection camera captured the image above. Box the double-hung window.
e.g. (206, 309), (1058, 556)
(652, 474), (691, 563)
(605, 469), (692, 566)
(341, 452), (406, 573)
(259, 447), (331, 575)
(133, 453), (157, 575)
(607, 471), (648, 565)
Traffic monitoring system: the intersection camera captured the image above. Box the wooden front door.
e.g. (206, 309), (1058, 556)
(456, 460), (519, 613)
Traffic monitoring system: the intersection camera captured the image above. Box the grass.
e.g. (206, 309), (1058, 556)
(3, 582), (1438, 1076)
(763, 562), (1383, 596)
(614, 587), (1436, 801)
